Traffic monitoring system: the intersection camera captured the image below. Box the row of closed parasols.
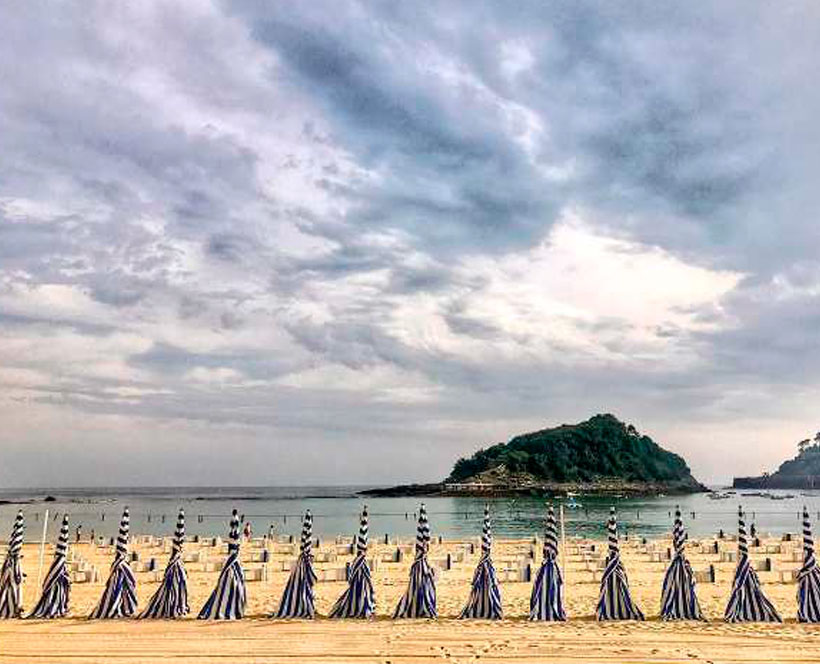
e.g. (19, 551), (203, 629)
(0, 502), (819, 622)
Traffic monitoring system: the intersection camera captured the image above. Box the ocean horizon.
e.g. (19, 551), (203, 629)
(1, 485), (815, 541)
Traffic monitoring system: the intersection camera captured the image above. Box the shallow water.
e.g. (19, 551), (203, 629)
(0, 485), (816, 541)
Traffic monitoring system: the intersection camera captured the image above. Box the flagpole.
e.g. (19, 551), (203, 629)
(36, 509), (49, 593)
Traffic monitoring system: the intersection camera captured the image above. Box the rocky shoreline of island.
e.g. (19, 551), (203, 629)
(360, 478), (708, 498)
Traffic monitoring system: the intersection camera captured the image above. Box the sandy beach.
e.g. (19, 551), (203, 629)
(2, 529), (820, 663)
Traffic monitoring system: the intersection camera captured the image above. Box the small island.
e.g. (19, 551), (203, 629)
(363, 413), (707, 497)
(734, 433), (820, 489)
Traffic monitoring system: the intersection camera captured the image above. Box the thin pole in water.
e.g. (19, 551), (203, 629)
(35, 508), (49, 594)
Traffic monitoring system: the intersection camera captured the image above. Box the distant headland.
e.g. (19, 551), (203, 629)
(734, 433), (820, 489)
(362, 414), (707, 497)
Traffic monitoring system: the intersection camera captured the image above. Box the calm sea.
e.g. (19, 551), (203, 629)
(0, 486), (817, 541)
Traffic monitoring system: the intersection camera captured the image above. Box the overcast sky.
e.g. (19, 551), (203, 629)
(1, 1), (819, 487)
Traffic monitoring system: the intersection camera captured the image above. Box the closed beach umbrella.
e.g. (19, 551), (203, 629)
(140, 508), (189, 619)
(198, 510), (246, 619)
(29, 514), (71, 618)
(275, 510), (318, 618)
(529, 504), (566, 621)
(393, 503), (437, 619)
(460, 504), (502, 619)
(724, 506), (781, 622)
(329, 505), (376, 619)
(798, 506), (820, 622)
(0, 511), (25, 618)
(660, 506), (704, 620)
(90, 507), (137, 619)
(596, 507), (644, 621)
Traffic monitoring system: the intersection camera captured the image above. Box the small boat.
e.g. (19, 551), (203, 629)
(565, 497), (583, 510)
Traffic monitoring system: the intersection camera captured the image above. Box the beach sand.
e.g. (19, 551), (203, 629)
(2, 529), (819, 663)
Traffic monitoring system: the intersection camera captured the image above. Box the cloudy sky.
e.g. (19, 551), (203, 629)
(1, 1), (818, 487)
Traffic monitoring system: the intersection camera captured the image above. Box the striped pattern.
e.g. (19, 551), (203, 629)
(529, 504), (566, 621)
(275, 510), (317, 618)
(89, 508), (137, 619)
(140, 508), (189, 619)
(660, 506), (703, 620)
(596, 507), (644, 621)
(724, 506), (781, 622)
(198, 510), (246, 620)
(460, 504), (503, 619)
(29, 514), (71, 618)
(329, 506), (376, 619)
(0, 511), (24, 619)
(394, 503), (437, 619)
(798, 506), (820, 622)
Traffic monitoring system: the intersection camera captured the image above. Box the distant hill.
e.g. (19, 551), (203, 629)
(734, 436), (820, 489)
(362, 413), (706, 497)
(446, 414), (705, 493)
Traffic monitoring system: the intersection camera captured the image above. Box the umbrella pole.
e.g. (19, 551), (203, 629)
(559, 504), (567, 582)
(35, 508), (49, 595)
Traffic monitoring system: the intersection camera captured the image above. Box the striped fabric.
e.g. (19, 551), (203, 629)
(29, 514), (71, 618)
(89, 508), (137, 619)
(140, 508), (189, 619)
(529, 504), (566, 621)
(460, 504), (503, 619)
(724, 506), (781, 622)
(394, 503), (437, 619)
(0, 511), (24, 618)
(329, 506), (376, 619)
(198, 510), (246, 620)
(596, 507), (644, 621)
(798, 506), (820, 622)
(275, 510), (318, 618)
(660, 506), (703, 620)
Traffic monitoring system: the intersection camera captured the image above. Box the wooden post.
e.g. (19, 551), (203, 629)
(35, 508), (49, 596)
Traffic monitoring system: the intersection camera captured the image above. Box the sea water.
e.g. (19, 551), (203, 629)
(0, 486), (816, 541)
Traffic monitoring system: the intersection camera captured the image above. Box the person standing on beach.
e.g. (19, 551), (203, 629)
(243, 521), (252, 541)
(75, 525), (82, 543)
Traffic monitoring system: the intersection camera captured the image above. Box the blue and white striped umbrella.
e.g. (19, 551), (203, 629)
(660, 506), (704, 620)
(140, 508), (189, 619)
(724, 506), (781, 622)
(798, 506), (820, 622)
(529, 504), (566, 621)
(197, 510), (247, 620)
(0, 511), (24, 619)
(275, 510), (318, 618)
(329, 505), (376, 619)
(394, 503), (437, 619)
(596, 507), (644, 621)
(460, 504), (502, 619)
(198, 510), (246, 619)
(29, 514), (71, 619)
(90, 507), (137, 619)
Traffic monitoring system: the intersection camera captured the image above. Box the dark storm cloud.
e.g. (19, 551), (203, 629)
(233, 3), (561, 254)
